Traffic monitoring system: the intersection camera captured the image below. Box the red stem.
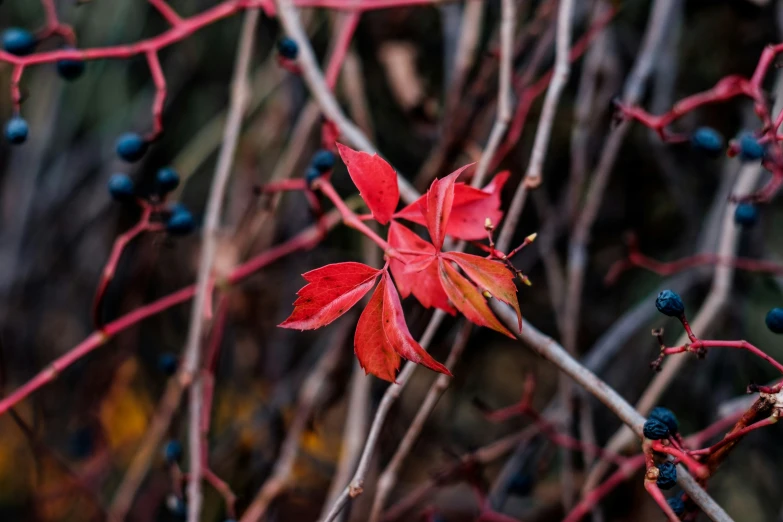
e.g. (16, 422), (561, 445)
(0, 210), (343, 418)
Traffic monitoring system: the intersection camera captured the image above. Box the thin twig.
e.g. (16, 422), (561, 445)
(319, 360), (371, 521)
(369, 321), (473, 522)
(274, 0), (419, 203)
(522, 0), (575, 188)
(239, 320), (349, 521)
(319, 312), (446, 522)
(183, 10), (260, 522)
(471, 0), (517, 188)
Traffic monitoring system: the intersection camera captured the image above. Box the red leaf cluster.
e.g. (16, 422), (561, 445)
(280, 144), (523, 381)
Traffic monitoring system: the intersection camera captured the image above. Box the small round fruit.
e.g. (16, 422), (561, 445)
(311, 149), (336, 172)
(737, 132), (765, 161)
(765, 307), (783, 334)
(667, 496), (685, 516)
(649, 407), (679, 434)
(157, 352), (178, 376)
(156, 167), (180, 194)
(690, 127), (724, 156)
(643, 418), (669, 440)
(2, 28), (36, 56)
(656, 461), (677, 490)
(167, 206), (195, 235)
(166, 494), (187, 520)
(733, 203), (759, 228)
(107, 173), (135, 201)
(115, 132), (148, 163)
(655, 290), (685, 317)
(163, 440), (182, 463)
(277, 37), (299, 60)
(56, 48), (86, 81)
(4, 117), (28, 144)
(305, 166), (322, 185)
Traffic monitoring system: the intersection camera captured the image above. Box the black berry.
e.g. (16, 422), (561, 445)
(737, 132), (765, 161)
(2, 28), (36, 56)
(277, 37), (299, 60)
(156, 167), (180, 194)
(4, 117), (28, 144)
(649, 407), (678, 434)
(734, 203), (759, 228)
(164, 439), (182, 463)
(655, 290), (684, 317)
(311, 149), (336, 172)
(157, 352), (178, 376)
(107, 173), (135, 201)
(167, 205), (195, 235)
(690, 127), (724, 156)
(656, 461), (677, 490)
(643, 418), (669, 440)
(115, 132), (148, 163)
(765, 307), (783, 334)
(667, 496), (685, 516)
(56, 48), (86, 81)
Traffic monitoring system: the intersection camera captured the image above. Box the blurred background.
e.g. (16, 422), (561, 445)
(0, 0), (783, 521)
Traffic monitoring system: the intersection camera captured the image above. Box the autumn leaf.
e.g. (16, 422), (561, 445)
(438, 259), (514, 338)
(279, 262), (381, 330)
(355, 272), (452, 382)
(388, 221), (455, 314)
(395, 170), (509, 241)
(419, 164), (473, 249)
(442, 251), (522, 331)
(336, 143), (399, 224)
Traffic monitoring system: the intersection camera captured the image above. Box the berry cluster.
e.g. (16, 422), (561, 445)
(108, 167), (194, 236)
(305, 148), (337, 185)
(2, 27), (85, 146)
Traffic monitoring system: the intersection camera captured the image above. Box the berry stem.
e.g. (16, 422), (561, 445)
(149, 0), (185, 26)
(316, 179), (403, 260)
(0, 205), (348, 418)
(146, 50), (167, 140)
(691, 415), (779, 458)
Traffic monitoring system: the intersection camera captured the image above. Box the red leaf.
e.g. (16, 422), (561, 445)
(420, 164), (474, 250)
(442, 252), (522, 331)
(354, 272), (452, 382)
(336, 143), (399, 224)
(437, 259), (514, 338)
(279, 262), (381, 330)
(388, 222), (455, 314)
(354, 277), (400, 382)
(395, 170), (508, 241)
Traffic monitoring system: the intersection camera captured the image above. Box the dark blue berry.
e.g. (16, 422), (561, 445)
(690, 127), (724, 156)
(655, 290), (684, 317)
(2, 28), (36, 56)
(115, 132), (148, 163)
(311, 149), (336, 172)
(305, 166), (322, 185)
(656, 461), (677, 490)
(643, 418), (669, 440)
(108, 173), (135, 201)
(277, 37), (298, 60)
(667, 496), (685, 516)
(167, 206), (195, 235)
(765, 307), (783, 334)
(4, 117), (28, 144)
(737, 132), (766, 161)
(166, 495), (187, 520)
(649, 407), (679, 434)
(733, 203), (759, 228)
(164, 440), (182, 463)
(156, 167), (180, 194)
(56, 48), (85, 81)
(508, 472), (534, 496)
(68, 427), (94, 459)
(157, 352), (178, 376)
